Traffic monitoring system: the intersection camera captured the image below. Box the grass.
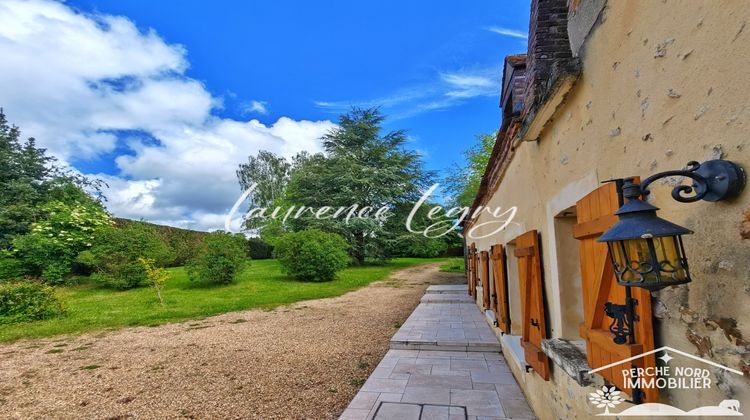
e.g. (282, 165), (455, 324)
(0, 258), (447, 342)
(439, 257), (465, 273)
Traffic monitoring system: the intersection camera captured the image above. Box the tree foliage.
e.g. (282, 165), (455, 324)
(443, 132), (495, 208)
(138, 257), (168, 306)
(0, 109), (105, 250)
(285, 107), (433, 264)
(386, 203), (462, 258)
(0, 110), (57, 249)
(12, 198), (111, 283)
(237, 150), (292, 231)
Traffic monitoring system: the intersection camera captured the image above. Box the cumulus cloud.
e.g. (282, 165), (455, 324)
(0, 0), (335, 231)
(245, 100), (269, 115)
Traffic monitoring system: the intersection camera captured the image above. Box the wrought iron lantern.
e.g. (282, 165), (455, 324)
(598, 160), (746, 291)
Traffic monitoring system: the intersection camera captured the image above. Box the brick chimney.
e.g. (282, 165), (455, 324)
(523, 0), (574, 115)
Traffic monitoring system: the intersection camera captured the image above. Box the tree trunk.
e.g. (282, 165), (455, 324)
(354, 232), (366, 265)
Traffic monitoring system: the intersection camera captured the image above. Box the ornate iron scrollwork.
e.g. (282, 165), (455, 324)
(604, 302), (631, 345)
(639, 160), (746, 203)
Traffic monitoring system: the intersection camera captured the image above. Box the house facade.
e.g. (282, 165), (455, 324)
(464, 0), (750, 418)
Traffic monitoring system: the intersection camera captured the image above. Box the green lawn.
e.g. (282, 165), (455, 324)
(0, 258), (447, 342)
(439, 257), (465, 273)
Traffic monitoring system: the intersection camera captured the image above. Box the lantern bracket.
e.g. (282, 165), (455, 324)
(633, 160), (746, 203)
(604, 302), (632, 345)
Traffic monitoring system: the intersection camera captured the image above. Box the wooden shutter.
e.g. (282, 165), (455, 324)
(574, 181), (658, 402)
(491, 245), (510, 333)
(514, 230), (550, 380)
(468, 243), (477, 298)
(480, 251), (490, 309)
(473, 248), (480, 299)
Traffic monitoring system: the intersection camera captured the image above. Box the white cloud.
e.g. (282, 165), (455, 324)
(245, 100), (269, 115)
(0, 0), (335, 231)
(486, 26), (528, 39)
(440, 72), (497, 98)
(315, 68), (500, 119)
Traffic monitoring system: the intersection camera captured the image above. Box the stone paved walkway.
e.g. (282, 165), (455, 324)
(339, 285), (535, 419)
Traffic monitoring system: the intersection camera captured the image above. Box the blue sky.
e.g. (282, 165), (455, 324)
(0, 0), (530, 230)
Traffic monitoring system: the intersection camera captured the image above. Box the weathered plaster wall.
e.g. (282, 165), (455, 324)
(468, 1), (750, 418)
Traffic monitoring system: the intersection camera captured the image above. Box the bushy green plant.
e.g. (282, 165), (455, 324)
(12, 199), (111, 284)
(138, 257), (168, 305)
(247, 238), (274, 259)
(78, 224), (172, 289)
(0, 256), (26, 281)
(0, 281), (65, 324)
(186, 232), (248, 285)
(274, 229), (350, 281)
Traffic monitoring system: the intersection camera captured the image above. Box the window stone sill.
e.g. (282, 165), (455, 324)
(501, 334), (527, 373)
(541, 338), (592, 386)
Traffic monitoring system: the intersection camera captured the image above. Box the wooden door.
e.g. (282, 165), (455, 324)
(514, 230), (550, 380)
(480, 251), (490, 309)
(491, 244), (511, 333)
(574, 181), (657, 402)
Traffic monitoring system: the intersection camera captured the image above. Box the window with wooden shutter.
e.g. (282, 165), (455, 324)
(468, 243), (477, 298)
(491, 244), (511, 334)
(480, 251), (490, 309)
(574, 181), (658, 402)
(514, 230), (550, 380)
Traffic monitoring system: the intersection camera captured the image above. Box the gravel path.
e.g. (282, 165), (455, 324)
(0, 263), (464, 419)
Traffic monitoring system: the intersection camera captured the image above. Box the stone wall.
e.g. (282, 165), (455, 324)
(467, 1), (750, 418)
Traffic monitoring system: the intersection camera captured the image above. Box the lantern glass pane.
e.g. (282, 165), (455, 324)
(610, 239), (656, 285)
(653, 235), (689, 281)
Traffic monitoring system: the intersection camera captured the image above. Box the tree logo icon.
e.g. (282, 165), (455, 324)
(589, 386), (625, 415)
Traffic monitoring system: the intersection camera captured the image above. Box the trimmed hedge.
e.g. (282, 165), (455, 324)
(247, 238), (274, 259)
(0, 281), (64, 324)
(77, 224), (173, 289)
(114, 218), (209, 267)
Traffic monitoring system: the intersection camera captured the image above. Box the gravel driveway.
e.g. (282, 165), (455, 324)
(0, 263), (464, 419)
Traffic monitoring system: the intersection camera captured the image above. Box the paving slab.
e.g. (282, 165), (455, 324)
(339, 349), (534, 420)
(390, 303), (500, 352)
(339, 285), (533, 419)
(421, 294), (475, 303)
(425, 285), (468, 294)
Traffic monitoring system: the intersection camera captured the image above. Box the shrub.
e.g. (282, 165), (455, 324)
(0, 256), (26, 281)
(78, 224), (173, 289)
(0, 281), (65, 324)
(186, 232), (248, 285)
(247, 238), (274, 259)
(274, 229), (349, 281)
(12, 199), (111, 284)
